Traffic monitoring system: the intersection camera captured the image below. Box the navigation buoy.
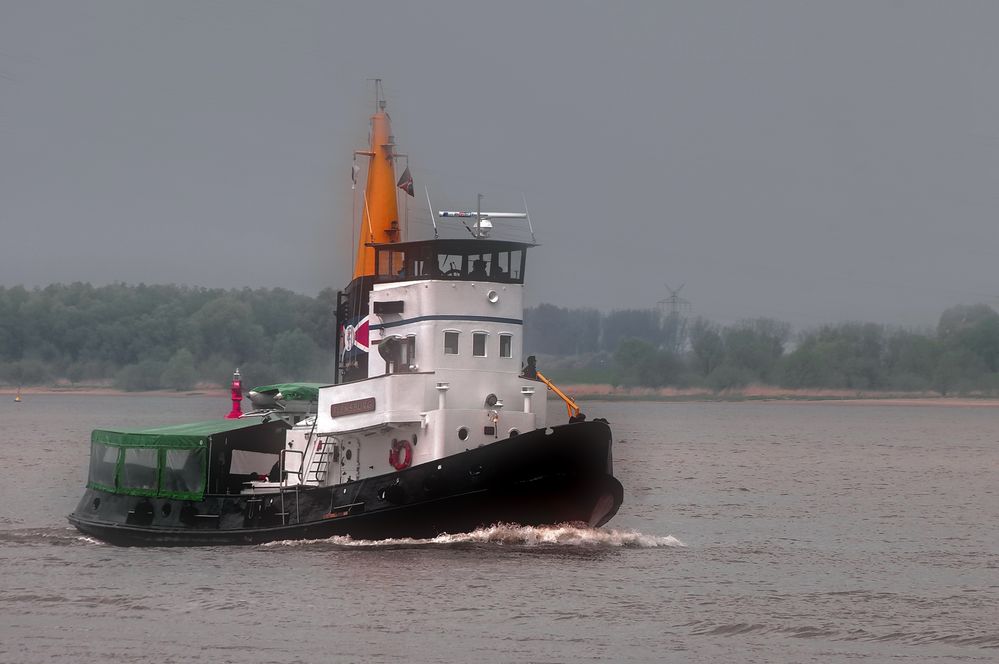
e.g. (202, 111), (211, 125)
(14, 386), (22, 403)
(225, 369), (242, 419)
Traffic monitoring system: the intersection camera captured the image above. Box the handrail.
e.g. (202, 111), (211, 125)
(280, 449), (304, 484)
(535, 371), (581, 418)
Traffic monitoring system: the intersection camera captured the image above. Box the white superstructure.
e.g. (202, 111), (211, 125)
(251, 238), (547, 491)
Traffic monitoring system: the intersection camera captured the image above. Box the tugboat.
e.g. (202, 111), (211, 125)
(68, 85), (623, 546)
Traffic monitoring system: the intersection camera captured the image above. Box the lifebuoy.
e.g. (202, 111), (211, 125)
(389, 438), (413, 471)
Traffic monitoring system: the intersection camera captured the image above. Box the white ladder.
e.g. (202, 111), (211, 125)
(303, 436), (332, 485)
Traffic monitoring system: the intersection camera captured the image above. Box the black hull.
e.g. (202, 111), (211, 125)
(68, 420), (623, 547)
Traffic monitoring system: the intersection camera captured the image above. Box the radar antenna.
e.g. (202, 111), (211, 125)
(438, 194), (529, 239)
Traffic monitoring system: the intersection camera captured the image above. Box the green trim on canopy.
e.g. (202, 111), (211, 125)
(250, 383), (324, 403)
(92, 417), (267, 449)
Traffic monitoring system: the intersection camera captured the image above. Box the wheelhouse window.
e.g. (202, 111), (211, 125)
(473, 332), (488, 357)
(499, 334), (513, 358)
(444, 331), (460, 355)
(377, 249), (406, 278)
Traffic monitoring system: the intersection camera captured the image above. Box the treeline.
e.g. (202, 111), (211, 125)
(4, 284), (999, 395)
(0, 283), (336, 390)
(525, 303), (999, 395)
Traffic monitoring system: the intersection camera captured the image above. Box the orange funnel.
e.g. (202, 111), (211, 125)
(353, 103), (400, 279)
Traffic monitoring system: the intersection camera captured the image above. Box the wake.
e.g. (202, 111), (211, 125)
(0, 527), (107, 547)
(263, 523), (684, 549)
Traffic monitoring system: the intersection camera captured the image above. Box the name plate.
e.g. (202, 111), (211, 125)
(331, 397), (376, 417)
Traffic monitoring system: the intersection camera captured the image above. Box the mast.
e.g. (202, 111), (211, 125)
(353, 80), (401, 279)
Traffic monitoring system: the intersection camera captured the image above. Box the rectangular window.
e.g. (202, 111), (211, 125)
(444, 331), (460, 355)
(438, 253), (460, 276)
(162, 448), (205, 495)
(499, 334), (512, 358)
(88, 443), (119, 489)
(473, 332), (488, 357)
(405, 336), (416, 368)
(119, 447), (159, 491)
(511, 249), (523, 280)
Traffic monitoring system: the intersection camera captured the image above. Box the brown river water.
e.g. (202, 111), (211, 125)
(0, 395), (996, 663)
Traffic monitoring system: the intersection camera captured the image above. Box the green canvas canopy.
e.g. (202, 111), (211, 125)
(92, 417), (268, 449)
(249, 383), (324, 403)
(87, 416), (284, 500)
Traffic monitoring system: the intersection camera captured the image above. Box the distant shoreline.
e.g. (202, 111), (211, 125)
(5, 383), (999, 407)
(560, 384), (999, 407)
(3, 385), (229, 398)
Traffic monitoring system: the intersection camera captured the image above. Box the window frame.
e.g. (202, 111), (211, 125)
(472, 330), (489, 358)
(404, 334), (417, 370)
(499, 333), (513, 359)
(443, 329), (460, 355)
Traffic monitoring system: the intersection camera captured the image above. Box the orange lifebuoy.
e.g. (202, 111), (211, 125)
(389, 438), (413, 471)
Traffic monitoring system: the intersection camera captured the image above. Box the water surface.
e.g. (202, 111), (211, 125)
(1, 396), (995, 663)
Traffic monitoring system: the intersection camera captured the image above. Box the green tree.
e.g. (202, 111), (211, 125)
(707, 364), (755, 392)
(602, 309), (663, 352)
(938, 304), (999, 372)
(933, 349), (985, 395)
(614, 338), (681, 387)
(779, 323), (885, 389)
(272, 329), (323, 378)
(688, 318), (725, 376)
(160, 349), (198, 391)
(721, 317), (791, 382)
(114, 360), (167, 391)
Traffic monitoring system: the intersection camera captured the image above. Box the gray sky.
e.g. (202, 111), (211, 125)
(2, 1), (998, 329)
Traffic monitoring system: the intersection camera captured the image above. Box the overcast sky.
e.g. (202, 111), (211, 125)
(2, 1), (998, 328)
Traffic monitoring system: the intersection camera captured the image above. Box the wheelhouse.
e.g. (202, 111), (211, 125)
(371, 239), (533, 284)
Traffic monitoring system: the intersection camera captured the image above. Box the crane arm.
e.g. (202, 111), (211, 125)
(535, 371), (582, 419)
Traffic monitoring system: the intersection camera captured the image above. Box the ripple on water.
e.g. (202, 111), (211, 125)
(682, 620), (999, 650)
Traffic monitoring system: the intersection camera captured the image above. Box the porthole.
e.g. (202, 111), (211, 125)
(92, 498), (100, 511)
(161, 503), (172, 517)
(508, 428), (520, 437)
(457, 427), (470, 441)
(412, 433), (418, 446)
(345, 449), (352, 461)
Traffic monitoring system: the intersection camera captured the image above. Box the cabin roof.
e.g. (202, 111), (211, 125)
(367, 238), (536, 251)
(248, 383), (323, 403)
(92, 417), (285, 449)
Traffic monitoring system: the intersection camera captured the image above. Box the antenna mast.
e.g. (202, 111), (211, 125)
(658, 283), (692, 354)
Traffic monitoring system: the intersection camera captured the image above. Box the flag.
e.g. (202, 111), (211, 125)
(351, 163), (361, 188)
(397, 166), (414, 196)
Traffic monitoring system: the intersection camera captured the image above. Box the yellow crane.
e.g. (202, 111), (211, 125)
(535, 371), (582, 419)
